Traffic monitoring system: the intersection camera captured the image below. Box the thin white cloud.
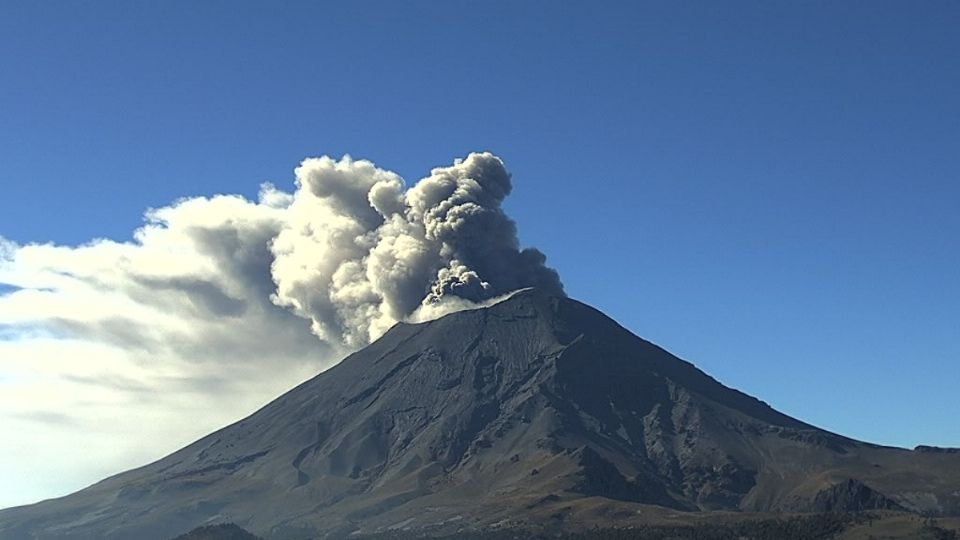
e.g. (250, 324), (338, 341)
(0, 192), (327, 509)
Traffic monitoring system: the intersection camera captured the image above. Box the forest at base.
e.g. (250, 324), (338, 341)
(174, 513), (960, 540)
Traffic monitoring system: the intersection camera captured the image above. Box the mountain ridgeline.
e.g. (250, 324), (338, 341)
(2, 289), (959, 539)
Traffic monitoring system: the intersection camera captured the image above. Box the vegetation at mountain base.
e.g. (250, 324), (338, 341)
(171, 512), (960, 540)
(354, 513), (861, 540)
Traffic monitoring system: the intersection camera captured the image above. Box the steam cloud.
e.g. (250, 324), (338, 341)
(0, 152), (563, 507)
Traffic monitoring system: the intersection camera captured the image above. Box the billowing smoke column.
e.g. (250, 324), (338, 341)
(270, 152), (564, 347)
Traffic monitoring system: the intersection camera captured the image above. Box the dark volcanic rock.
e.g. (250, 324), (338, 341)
(568, 446), (685, 509)
(2, 289), (959, 539)
(812, 479), (906, 512)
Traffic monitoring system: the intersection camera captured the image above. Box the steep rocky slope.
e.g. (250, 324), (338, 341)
(2, 289), (958, 539)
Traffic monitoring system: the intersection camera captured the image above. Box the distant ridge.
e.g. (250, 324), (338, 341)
(915, 445), (960, 454)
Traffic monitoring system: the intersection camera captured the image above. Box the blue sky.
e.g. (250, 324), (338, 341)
(1, 1), (959, 507)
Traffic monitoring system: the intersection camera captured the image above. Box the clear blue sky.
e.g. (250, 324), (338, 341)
(1, 0), (958, 450)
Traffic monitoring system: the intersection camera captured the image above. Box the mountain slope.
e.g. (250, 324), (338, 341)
(2, 289), (958, 539)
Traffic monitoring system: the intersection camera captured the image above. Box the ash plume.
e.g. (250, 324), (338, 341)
(271, 152), (564, 347)
(1, 151), (563, 359)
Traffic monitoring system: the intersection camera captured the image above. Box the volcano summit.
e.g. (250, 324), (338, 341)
(2, 289), (958, 539)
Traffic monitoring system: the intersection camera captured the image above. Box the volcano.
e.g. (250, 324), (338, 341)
(2, 289), (959, 539)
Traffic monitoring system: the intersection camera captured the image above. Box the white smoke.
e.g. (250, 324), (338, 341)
(0, 152), (562, 508)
